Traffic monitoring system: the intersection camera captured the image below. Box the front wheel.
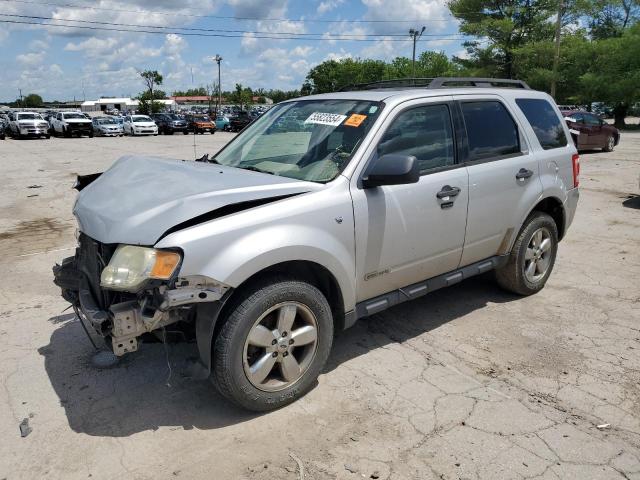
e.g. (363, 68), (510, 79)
(495, 212), (558, 296)
(212, 277), (333, 411)
(603, 135), (615, 152)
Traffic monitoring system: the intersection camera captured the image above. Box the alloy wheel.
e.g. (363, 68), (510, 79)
(242, 301), (319, 392)
(524, 227), (553, 283)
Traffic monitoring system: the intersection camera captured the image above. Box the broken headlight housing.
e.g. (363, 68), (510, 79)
(100, 245), (181, 291)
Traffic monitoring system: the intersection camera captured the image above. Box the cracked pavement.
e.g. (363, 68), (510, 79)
(0, 131), (639, 479)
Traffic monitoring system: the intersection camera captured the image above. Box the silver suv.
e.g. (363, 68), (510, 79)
(54, 78), (580, 411)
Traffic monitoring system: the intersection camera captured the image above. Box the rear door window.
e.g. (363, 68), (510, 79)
(516, 98), (568, 150)
(460, 101), (520, 160)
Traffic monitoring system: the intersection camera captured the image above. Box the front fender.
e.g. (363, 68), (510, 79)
(156, 178), (356, 311)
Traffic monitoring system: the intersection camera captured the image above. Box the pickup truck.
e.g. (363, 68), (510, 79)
(8, 111), (50, 138)
(50, 111), (94, 137)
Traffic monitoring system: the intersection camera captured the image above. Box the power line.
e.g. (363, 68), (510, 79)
(0, 14), (467, 38)
(0, 18), (466, 42)
(0, 0), (459, 23)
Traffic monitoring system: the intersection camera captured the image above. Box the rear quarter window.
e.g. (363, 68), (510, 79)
(516, 98), (568, 150)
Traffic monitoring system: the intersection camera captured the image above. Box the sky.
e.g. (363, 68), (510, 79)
(0, 0), (466, 101)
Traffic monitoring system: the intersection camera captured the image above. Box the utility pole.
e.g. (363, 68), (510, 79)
(551, 0), (563, 99)
(18, 88), (23, 108)
(214, 54), (223, 116)
(409, 26), (425, 79)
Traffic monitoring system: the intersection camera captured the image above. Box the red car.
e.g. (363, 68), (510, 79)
(562, 110), (619, 152)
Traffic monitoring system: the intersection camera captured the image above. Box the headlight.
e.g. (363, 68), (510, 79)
(100, 245), (181, 291)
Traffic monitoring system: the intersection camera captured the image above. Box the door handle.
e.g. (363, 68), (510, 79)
(515, 168), (534, 181)
(436, 185), (461, 199)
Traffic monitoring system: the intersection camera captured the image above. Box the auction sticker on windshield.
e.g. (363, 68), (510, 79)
(305, 112), (347, 126)
(344, 114), (367, 127)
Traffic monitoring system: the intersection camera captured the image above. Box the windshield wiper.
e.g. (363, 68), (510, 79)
(240, 165), (275, 175)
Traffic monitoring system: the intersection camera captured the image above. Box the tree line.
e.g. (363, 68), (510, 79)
(302, 0), (639, 127)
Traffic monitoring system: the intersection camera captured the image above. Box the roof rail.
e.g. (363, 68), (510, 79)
(338, 77), (530, 92)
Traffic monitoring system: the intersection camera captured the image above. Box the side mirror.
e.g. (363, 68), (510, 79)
(362, 154), (420, 188)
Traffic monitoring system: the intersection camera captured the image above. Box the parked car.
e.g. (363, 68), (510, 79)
(562, 110), (619, 151)
(214, 114), (231, 131)
(8, 111), (50, 139)
(54, 77), (579, 411)
(92, 117), (124, 137)
(591, 102), (613, 118)
(228, 111), (252, 132)
(50, 111), (93, 137)
(123, 115), (158, 136)
(0, 121), (5, 140)
(151, 113), (189, 135)
(186, 114), (216, 134)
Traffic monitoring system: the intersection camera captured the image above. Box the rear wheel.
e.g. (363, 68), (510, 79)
(212, 277), (333, 411)
(603, 135), (615, 152)
(495, 212), (558, 296)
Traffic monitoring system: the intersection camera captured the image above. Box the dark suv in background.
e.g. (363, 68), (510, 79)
(151, 113), (189, 135)
(562, 110), (620, 152)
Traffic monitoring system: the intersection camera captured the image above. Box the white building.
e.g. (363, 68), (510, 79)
(81, 97), (176, 113)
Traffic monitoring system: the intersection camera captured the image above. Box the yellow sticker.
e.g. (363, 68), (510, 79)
(344, 114), (367, 127)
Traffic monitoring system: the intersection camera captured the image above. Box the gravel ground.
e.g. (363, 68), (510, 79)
(0, 131), (639, 480)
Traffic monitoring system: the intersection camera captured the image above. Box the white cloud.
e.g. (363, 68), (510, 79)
(317, 0), (344, 15)
(290, 46), (314, 57)
(325, 49), (352, 61)
(64, 37), (118, 53)
(16, 52), (45, 66)
(29, 39), (50, 51)
(362, 0), (452, 34)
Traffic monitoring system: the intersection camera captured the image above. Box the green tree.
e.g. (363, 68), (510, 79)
(578, 23), (640, 126)
(229, 83), (253, 110)
(139, 70), (163, 114)
(303, 58), (386, 93)
(448, 0), (558, 78)
(386, 51), (462, 78)
(575, 0), (639, 38)
(21, 93), (44, 107)
(172, 87), (208, 96)
(512, 34), (594, 103)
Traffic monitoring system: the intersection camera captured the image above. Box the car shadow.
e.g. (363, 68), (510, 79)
(40, 274), (519, 437)
(623, 194), (640, 209)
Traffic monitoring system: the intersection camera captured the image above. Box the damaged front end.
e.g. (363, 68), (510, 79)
(53, 233), (228, 357)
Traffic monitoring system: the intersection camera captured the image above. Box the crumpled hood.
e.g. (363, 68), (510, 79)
(73, 155), (319, 245)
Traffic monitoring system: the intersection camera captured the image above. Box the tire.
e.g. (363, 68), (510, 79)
(89, 132), (94, 138)
(183, 130), (189, 135)
(169, 129), (174, 135)
(495, 212), (559, 296)
(212, 277), (334, 411)
(45, 134), (50, 139)
(603, 135), (615, 152)
(64, 127), (71, 138)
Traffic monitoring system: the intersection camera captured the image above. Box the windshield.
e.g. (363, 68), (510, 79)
(96, 118), (116, 124)
(132, 116), (152, 122)
(214, 99), (383, 183)
(63, 113), (85, 119)
(168, 114), (183, 120)
(193, 116), (210, 121)
(17, 113), (42, 120)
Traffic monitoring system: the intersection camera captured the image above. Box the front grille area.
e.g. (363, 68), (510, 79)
(76, 233), (135, 310)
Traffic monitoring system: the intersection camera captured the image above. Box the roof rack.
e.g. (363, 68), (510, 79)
(338, 77), (530, 92)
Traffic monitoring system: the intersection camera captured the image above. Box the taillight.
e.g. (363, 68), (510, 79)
(571, 153), (580, 188)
